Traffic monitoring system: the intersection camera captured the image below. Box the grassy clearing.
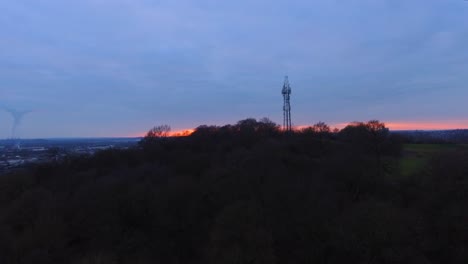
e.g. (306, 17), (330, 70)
(400, 144), (458, 176)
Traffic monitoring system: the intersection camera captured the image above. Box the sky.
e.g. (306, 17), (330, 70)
(1, 0), (468, 138)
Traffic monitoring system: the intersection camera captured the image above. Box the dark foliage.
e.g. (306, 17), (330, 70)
(0, 118), (466, 263)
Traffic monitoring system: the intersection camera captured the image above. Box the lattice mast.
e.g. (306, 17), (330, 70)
(282, 76), (292, 131)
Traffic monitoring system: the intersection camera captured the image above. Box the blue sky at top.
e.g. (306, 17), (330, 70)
(0, 0), (467, 137)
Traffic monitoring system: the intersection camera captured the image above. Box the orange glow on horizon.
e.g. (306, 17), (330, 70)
(129, 129), (195, 138)
(129, 120), (468, 137)
(378, 121), (468, 131)
(304, 120), (468, 131)
(170, 129), (195, 137)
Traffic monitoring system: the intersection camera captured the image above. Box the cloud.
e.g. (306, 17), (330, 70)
(0, 0), (467, 137)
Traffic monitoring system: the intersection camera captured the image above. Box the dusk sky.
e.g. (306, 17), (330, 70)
(1, 0), (468, 138)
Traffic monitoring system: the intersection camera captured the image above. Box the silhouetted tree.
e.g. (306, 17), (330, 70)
(0, 118), (461, 264)
(312, 121), (331, 134)
(139, 125), (171, 148)
(146, 124), (171, 138)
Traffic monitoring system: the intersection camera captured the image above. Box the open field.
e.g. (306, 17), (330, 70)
(401, 144), (460, 176)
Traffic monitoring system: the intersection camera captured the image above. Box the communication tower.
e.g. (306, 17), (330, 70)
(282, 76), (292, 131)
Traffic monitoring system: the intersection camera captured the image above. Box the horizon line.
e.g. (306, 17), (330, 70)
(2, 119), (468, 139)
(4, 129), (468, 140)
